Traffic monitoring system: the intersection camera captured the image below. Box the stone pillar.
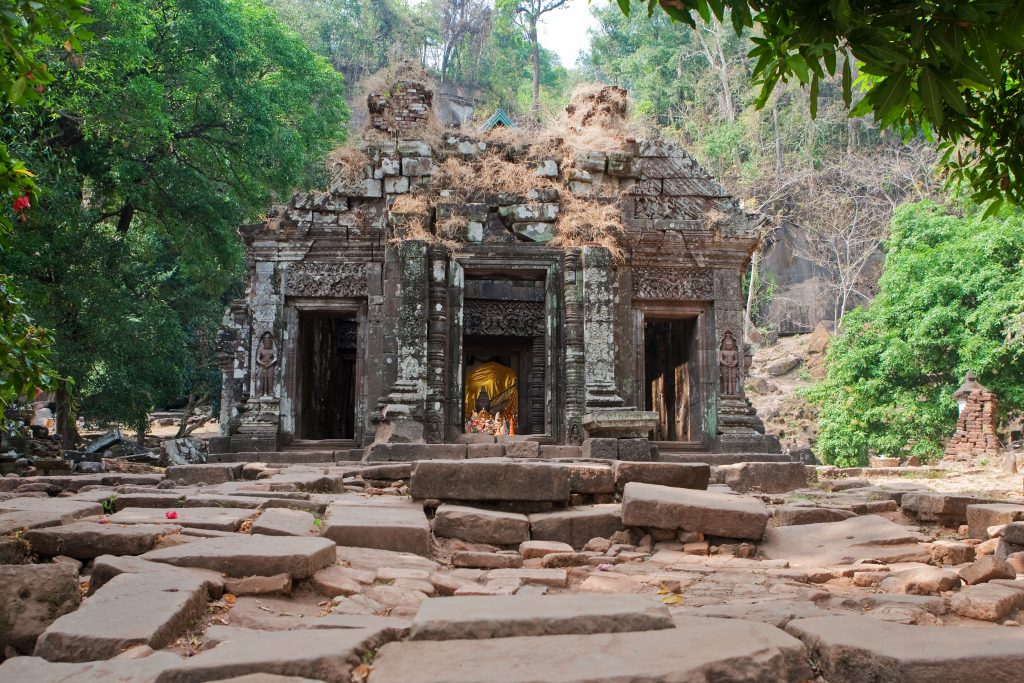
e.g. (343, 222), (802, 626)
(425, 244), (447, 443)
(373, 240), (429, 444)
(530, 335), (545, 434)
(214, 302), (248, 437)
(562, 248), (586, 443)
(582, 246), (625, 410)
(233, 260), (282, 450)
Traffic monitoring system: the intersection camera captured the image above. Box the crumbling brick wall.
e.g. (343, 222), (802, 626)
(945, 387), (1002, 461)
(368, 80), (433, 137)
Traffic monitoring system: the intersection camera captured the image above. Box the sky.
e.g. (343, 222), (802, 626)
(537, 0), (601, 68)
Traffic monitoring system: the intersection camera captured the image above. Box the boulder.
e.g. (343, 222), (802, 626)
(409, 594), (673, 640)
(142, 535), (335, 578)
(0, 563), (80, 655)
(1001, 521), (1024, 545)
(433, 505), (529, 545)
(159, 437), (208, 467)
(621, 483), (768, 541)
(714, 462), (807, 494)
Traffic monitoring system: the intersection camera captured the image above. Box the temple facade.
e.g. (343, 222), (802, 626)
(215, 75), (778, 458)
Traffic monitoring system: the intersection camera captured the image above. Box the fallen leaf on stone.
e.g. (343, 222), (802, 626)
(351, 663), (372, 682)
(661, 594), (684, 605)
(223, 594), (236, 605)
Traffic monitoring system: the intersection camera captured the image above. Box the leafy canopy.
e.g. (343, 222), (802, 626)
(808, 200), (1024, 466)
(620, 1), (1024, 210)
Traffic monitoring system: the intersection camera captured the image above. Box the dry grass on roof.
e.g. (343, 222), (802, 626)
(329, 147), (371, 186)
(553, 191), (627, 263)
(431, 152), (555, 197)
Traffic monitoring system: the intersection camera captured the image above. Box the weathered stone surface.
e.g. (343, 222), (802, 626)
(879, 567), (961, 595)
(251, 508), (318, 537)
(410, 460), (570, 502)
(714, 462), (807, 494)
(310, 566), (367, 597)
(541, 552), (593, 568)
(613, 462), (709, 492)
(156, 625), (399, 683)
(0, 497), (102, 533)
(371, 616), (812, 683)
(772, 505), (856, 526)
(519, 540), (575, 559)
(485, 568), (568, 587)
(1002, 521), (1024, 545)
(321, 497), (430, 556)
(901, 493), (993, 525)
(760, 515), (928, 566)
(0, 563), (80, 654)
(452, 551), (523, 569)
(107, 507), (253, 532)
(930, 539), (976, 565)
(142, 535), (335, 578)
(364, 443), (467, 462)
(410, 594), (673, 640)
(34, 572), (207, 662)
(581, 438), (618, 460)
(0, 652), (186, 683)
(959, 556), (1018, 585)
(25, 522), (180, 559)
(616, 438), (652, 462)
(165, 463), (243, 485)
(966, 503), (1024, 540)
(621, 483), (768, 541)
(681, 600), (837, 629)
(433, 504), (529, 545)
(787, 615), (1024, 680)
(529, 505), (624, 549)
(950, 582), (1024, 621)
(225, 573), (292, 596)
(564, 463), (616, 494)
(88, 553), (225, 598)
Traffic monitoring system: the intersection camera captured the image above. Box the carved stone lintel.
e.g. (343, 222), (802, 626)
(632, 267), (713, 301)
(463, 300), (545, 337)
(285, 262), (368, 298)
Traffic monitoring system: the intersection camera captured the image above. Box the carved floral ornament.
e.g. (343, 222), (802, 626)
(464, 300), (545, 337)
(632, 267), (713, 301)
(285, 262), (368, 298)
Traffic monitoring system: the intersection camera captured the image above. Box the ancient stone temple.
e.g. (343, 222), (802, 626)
(215, 68), (778, 459)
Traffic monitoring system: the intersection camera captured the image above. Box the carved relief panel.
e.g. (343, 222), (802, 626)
(632, 267), (713, 301)
(285, 262), (368, 298)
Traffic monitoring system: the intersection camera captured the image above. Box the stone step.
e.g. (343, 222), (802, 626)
(433, 504), (530, 545)
(107, 506), (254, 532)
(785, 615), (1024, 680)
(251, 508), (319, 537)
(529, 505), (624, 550)
(34, 572), (208, 662)
(369, 616), (812, 683)
(621, 482), (769, 541)
(142, 534), (336, 578)
(409, 594), (673, 640)
(410, 459), (570, 503)
(321, 497), (431, 556)
(25, 521), (181, 560)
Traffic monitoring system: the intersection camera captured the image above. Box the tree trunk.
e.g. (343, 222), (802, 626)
(772, 102), (784, 174)
(529, 18), (540, 116)
(55, 380), (78, 450)
(136, 418), (147, 448)
(176, 393), (196, 439)
(744, 250), (760, 343)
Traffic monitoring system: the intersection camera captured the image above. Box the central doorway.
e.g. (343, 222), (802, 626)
(299, 312), (357, 440)
(644, 317), (699, 442)
(462, 338), (532, 435)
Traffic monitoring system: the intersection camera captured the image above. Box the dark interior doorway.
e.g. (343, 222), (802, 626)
(644, 318), (698, 442)
(300, 313), (357, 439)
(463, 336), (536, 435)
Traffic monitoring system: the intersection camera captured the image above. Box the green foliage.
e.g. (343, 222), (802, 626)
(0, 274), (56, 421)
(808, 200), (1024, 467)
(626, 0), (1024, 208)
(2, 0), (347, 437)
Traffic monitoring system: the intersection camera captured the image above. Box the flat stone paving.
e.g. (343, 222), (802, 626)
(321, 497), (430, 556)
(142, 534), (336, 578)
(25, 521), (181, 559)
(107, 506), (254, 531)
(621, 482), (769, 540)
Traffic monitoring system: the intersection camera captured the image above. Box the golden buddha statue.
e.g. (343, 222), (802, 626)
(464, 361), (518, 435)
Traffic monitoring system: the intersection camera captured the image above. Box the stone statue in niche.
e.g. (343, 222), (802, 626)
(719, 330), (740, 397)
(255, 332), (278, 397)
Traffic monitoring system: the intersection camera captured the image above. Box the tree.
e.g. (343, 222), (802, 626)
(2, 0), (347, 446)
(621, 1), (1024, 209)
(808, 200), (1024, 466)
(505, 0), (569, 115)
(436, 0), (492, 83)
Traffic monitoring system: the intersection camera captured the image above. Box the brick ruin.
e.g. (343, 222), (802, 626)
(945, 371), (1003, 461)
(214, 69), (780, 460)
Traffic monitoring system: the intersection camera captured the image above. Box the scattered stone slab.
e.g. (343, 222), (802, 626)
(772, 505), (856, 527)
(529, 504), (624, 549)
(613, 462), (709, 492)
(433, 504), (529, 545)
(142, 535), (335, 578)
(621, 483), (768, 540)
(486, 568), (568, 587)
(156, 625), (399, 683)
(334, 545), (440, 572)
(950, 582), (1024, 622)
(371, 616), (812, 683)
(0, 497), (102, 533)
(879, 567), (961, 595)
(0, 563), (80, 655)
(564, 463), (615, 494)
(88, 555), (225, 599)
(966, 503), (1024, 540)
(0, 652), (186, 683)
(519, 540), (574, 559)
(680, 600), (838, 629)
(714, 462), (807, 494)
(310, 566), (367, 598)
(410, 459), (570, 502)
(959, 556), (1017, 585)
(251, 508), (318, 537)
(165, 463), (243, 485)
(107, 507), (253, 532)
(930, 539), (976, 565)
(760, 515), (928, 566)
(409, 594), (673, 641)
(34, 571), (208, 662)
(321, 497), (430, 556)
(901, 493), (993, 525)
(452, 551), (523, 569)
(24, 522), (181, 560)
(225, 573), (292, 596)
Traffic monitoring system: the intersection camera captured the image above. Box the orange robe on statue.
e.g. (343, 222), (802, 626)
(464, 361), (518, 435)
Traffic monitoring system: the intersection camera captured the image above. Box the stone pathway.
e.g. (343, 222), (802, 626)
(0, 458), (1022, 681)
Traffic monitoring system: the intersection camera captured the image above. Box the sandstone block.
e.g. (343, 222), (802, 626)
(901, 493), (993, 525)
(500, 440), (540, 458)
(225, 573), (292, 596)
(581, 438), (617, 459)
(87, 554), (225, 598)
(930, 539), (976, 566)
(452, 551), (523, 569)
(0, 652), (186, 682)
(466, 443), (503, 458)
(529, 505), (624, 550)
(565, 463), (615, 494)
(1002, 521), (1024, 545)
(433, 504), (529, 545)
(251, 508), (317, 537)
(959, 556), (1017, 585)
(321, 497), (430, 556)
(760, 515), (928, 566)
(772, 505), (856, 526)
(485, 568), (568, 587)
(363, 443), (466, 462)
(966, 503), (1024, 539)
(879, 567), (961, 595)
(950, 583), (1024, 621)
(165, 463), (243, 485)
(621, 483), (768, 540)
(107, 507), (253, 532)
(519, 540), (574, 559)
(541, 552), (592, 568)
(410, 460), (570, 502)
(714, 462), (807, 494)
(25, 521), (180, 559)
(0, 564), (80, 655)
(142, 535), (335, 578)
(613, 462), (709, 492)
(617, 438), (651, 462)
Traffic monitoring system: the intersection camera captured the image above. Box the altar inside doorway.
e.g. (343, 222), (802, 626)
(463, 359), (519, 436)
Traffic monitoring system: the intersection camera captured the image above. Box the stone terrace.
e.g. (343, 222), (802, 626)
(1, 457), (1024, 681)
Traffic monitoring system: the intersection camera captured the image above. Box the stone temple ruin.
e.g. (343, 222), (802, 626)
(215, 72), (780, 461)
(3, 71), (1024, 682)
